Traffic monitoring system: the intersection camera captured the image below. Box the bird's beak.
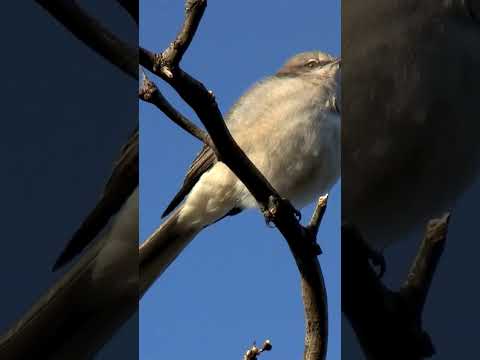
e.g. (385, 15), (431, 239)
(332, 58), (341, 67)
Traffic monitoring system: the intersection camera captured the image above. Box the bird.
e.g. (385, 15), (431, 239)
(140, 51), (341, 294)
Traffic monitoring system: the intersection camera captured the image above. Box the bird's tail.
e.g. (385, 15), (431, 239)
(139, 206), (200, 296)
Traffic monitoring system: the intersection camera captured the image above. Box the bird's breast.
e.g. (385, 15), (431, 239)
(237, 101), (340, 209)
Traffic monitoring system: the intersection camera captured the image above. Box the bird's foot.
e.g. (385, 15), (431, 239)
(262, 196), (301, 227)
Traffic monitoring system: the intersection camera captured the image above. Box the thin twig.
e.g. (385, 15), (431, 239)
(139, 72), (213, 147)
(156, 0), (207, 75)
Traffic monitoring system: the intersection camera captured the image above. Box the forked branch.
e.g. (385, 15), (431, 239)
(342, 214), (450, 359)
(139, 72), (212, 146)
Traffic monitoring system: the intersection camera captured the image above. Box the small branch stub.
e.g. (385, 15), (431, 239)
(304, 194), (329, 255)
(161, 66), (174, 79)
(308, 195), (329, 237)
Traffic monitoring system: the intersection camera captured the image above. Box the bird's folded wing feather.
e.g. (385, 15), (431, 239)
(53, 128), (139, 270)
(162, 145), (217, 217)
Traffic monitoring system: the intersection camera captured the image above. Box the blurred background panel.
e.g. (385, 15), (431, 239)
(0, 1), (138, 358)
(342, 0), (480, 358)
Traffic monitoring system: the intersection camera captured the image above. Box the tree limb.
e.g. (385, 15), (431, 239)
(158, 0), (206, 71)
(35, 0), (138, 80)
(302, 196), (329, 359)
(139, 1), (330, 358)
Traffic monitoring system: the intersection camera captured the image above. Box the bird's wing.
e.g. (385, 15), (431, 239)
(162, 145), (217, 217)
(52, 128), (139, 271)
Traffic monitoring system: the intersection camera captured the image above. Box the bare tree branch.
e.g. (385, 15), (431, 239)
(35, 0), (138, 80)
(139, 72), (213, 147)
(139, 1), (330, 358)
(302, 196), (329, 360)
(155, 0), (207, 75)
(342, 214), (450, 360)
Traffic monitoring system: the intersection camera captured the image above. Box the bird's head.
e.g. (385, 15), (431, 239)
(276, 51), (340, 80)
(276, 51), (341, 113)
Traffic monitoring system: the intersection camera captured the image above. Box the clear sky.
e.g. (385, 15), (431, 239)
(139, 1), (341, 359)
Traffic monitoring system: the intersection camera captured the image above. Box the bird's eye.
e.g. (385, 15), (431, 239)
(306, 59), (319, 68)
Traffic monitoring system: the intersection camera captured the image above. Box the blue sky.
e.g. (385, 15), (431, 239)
(139, 1), (341, 359)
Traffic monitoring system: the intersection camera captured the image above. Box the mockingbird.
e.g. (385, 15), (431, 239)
(140, 51), (341, 294)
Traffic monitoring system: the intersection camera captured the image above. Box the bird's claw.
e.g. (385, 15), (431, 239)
(262, 207), (275, 228)
(262, 196), (301, 226)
